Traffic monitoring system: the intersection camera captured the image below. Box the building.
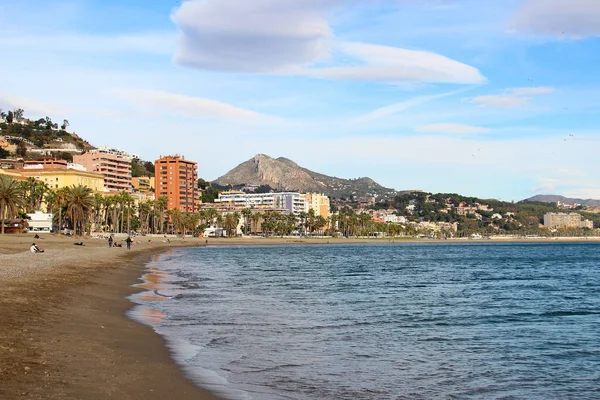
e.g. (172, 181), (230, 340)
(18, 164), (105, 192)
(383, 214), (407, 224)
(74, 148), (132, 192)
(215, 191), (306, 215)
(543, 212), (594, 229)
(132, 176), (155, 193)
(24, 158), (68, 168)
(154, 155), (198, 213)
(303, 193), (330, 219)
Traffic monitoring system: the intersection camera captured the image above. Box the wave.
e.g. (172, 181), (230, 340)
(540, 310), (600, 317)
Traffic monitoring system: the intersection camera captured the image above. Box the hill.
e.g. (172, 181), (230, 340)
(213, 154), (398, 198)
(0, 111), (93, 160)
(524, 195), (600, 207)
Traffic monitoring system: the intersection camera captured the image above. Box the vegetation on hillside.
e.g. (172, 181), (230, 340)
(0, 109), (92, 156)
(131, 158), (155, 177)
(373, 191), (599, 235)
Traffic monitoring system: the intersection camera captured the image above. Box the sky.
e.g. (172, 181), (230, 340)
(1, 0), (599, 201)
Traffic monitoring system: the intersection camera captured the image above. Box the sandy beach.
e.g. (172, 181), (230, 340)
(1, 233), (599, 399)
(0, 233), (219, 400)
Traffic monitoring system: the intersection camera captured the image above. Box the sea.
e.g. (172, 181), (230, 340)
(128, 243), (600, 399)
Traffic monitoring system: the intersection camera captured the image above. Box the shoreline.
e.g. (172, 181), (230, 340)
(1, 233), (599, 399)
(0, 234), (218, 400)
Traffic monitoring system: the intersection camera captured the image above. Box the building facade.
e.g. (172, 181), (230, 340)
(154, 155), (198, 213)
(18, 165), (105, 192)
(543, 212), (594, 229)
(303, 193), (331, 219)
(215, 191), (307, 215)
(73, 148), (132, 192)
(132, 176), (155, 193)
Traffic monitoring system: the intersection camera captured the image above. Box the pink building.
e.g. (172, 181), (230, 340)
(74, 148), (132, 192)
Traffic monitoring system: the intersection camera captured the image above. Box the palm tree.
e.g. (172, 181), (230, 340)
(241, 207), (252, 235)
(0, 175), (25, 234)
(64, 185), (94, 235)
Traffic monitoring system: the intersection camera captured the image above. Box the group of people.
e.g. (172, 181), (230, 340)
(107, 235), (133, 249)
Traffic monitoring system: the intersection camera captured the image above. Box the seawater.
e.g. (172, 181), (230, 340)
(129, 243), (600, 399)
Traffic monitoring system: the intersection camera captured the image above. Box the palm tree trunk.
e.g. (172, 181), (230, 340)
(1, 205), (5, 235)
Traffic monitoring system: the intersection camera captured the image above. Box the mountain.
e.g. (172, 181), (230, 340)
(523, 195), (600, 207)
(213, 154), (398, 198)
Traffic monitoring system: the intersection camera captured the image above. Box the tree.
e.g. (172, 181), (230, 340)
(6, 111), (14, 124)
(16, 141), (27, 158)
(20, 178), (48, 212)
(197, 178), (210, 190)
(14, 109), (24, 120)
(44, 116), (53, 130)
(201, 185), (218, 203)
(143, 161), (155, 176)
(64, 185), (95, 235)
(0, 175), (25, 234)
(0, 147), (9, 158)
(61, 119), (69, 130)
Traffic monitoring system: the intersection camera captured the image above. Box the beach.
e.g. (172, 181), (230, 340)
(0, 234), (218, 399)
(2, 233), (599, 399)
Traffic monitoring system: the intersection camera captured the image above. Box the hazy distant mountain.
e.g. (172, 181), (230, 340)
(213, 154), (397, 198)
(524, 195), (600, 207)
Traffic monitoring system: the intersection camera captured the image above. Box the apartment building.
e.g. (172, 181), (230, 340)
(74, 147), (132, 192)
(132, 176), (155, 193)
(543, 212), (594, 229)
(216, 191), (307, 215)
(154, 155), (198, 213)
(303, 193), (331, 218)
(18, 163), (105, 192)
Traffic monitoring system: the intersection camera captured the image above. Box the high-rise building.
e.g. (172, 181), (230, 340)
(154, 155), (198, 213)
(73, 147), (132, 192)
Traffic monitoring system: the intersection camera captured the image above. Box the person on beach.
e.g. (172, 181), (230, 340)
(125, 236), (133, 250)
(108, 236), (113, 248)
(30, 243), (44, 253)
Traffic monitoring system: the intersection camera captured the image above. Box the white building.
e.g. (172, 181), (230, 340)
(27, 211), (53, 232)
(216, 191), (307, 215)
(383, 215), (407, 224)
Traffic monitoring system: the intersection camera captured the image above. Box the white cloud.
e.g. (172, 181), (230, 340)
(509, 0), (600, 38)
(469, 86), (554, 108)
(171, 0), (485, 84)
(304, 42), (486, 84)
(115, 89), (274, 122)
(509, 86), (555, 95)
(171, 0), (335, 73)
(416, 123), (491, 134)
(0, 93), (69, 117)
(355, 88), (469, 123)
(470, 95), (531, 108)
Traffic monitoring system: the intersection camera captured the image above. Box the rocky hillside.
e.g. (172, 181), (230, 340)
(213, 154), (397, 198)
(524, 195), (600, 207)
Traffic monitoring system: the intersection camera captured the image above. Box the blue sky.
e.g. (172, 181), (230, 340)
(1, 0), (599, 201)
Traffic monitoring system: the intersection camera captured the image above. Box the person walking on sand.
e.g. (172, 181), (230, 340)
(125, 236), (133, 250)
(108, 235), (113, 248)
